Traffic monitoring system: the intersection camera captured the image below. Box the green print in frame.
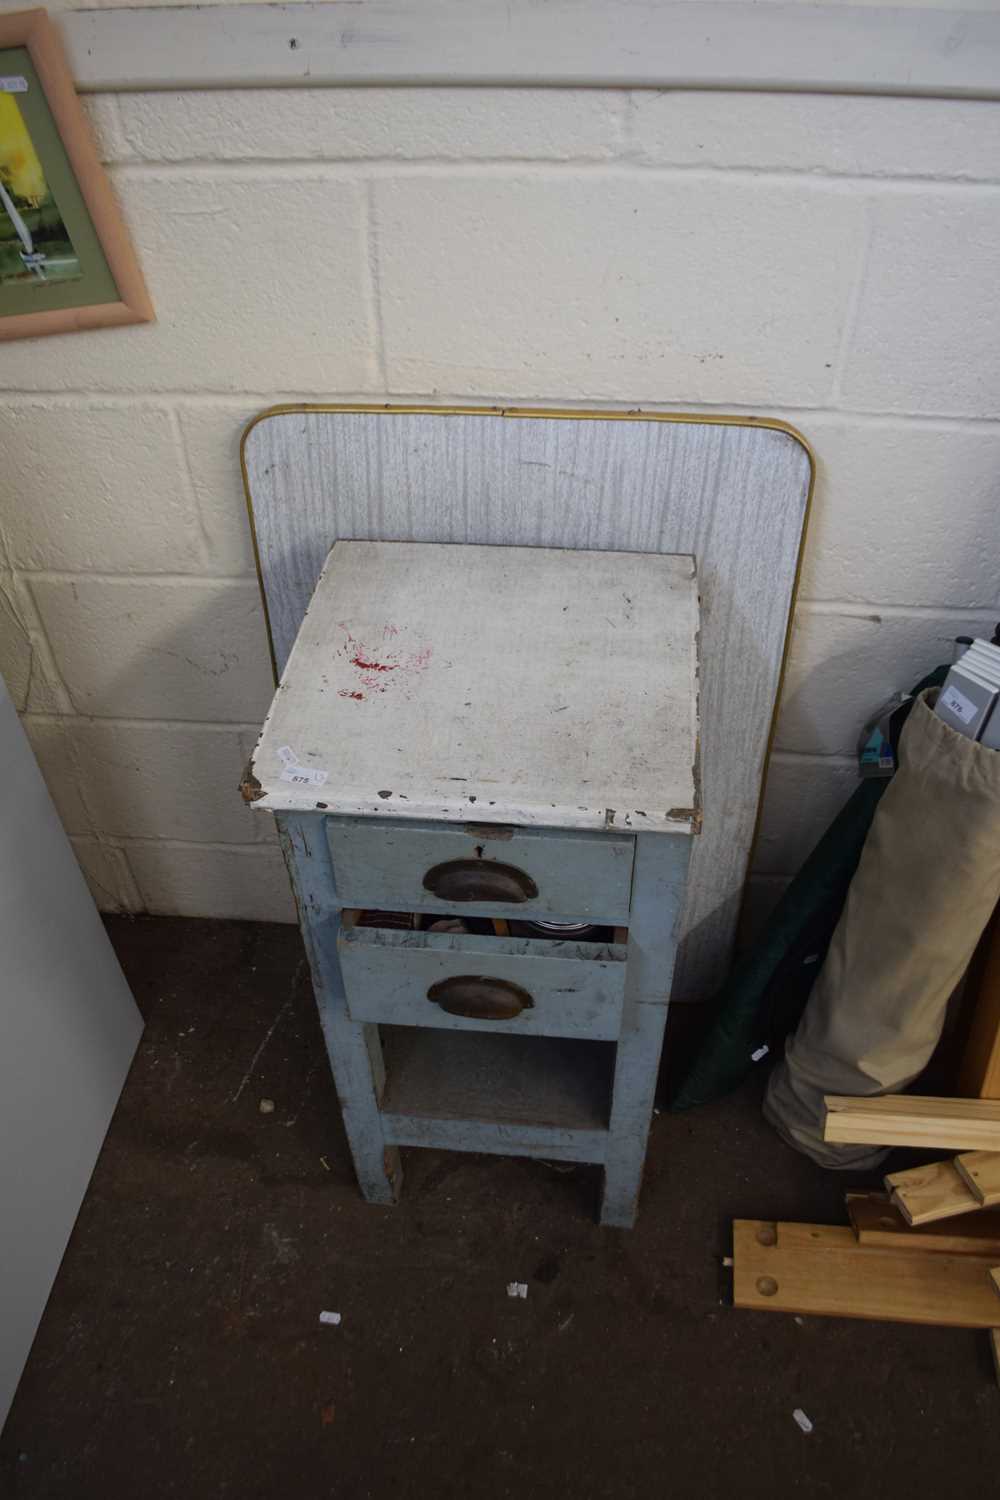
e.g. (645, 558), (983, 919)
(0, 9), (152, 340)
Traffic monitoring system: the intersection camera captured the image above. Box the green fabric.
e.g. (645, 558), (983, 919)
(669, 664), (949, 1111)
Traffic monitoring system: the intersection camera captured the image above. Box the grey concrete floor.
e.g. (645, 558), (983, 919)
(2, 916), (999, 1500)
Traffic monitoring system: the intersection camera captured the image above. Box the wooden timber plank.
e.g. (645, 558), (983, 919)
(990, 1268), (1000, 1302)
(732, 1219), (1000, 1328)
(824, 1095), (1000, 1152)
(954, 1152), (1000, 1207)
(884, 1159), (981, 1225)
(847, 1192), (1000, 1256)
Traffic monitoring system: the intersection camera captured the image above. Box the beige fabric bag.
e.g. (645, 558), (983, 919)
(764, 689), (1000, 1169)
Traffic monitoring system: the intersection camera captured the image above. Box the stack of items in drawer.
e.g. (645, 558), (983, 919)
(937, 638), (1000, 745)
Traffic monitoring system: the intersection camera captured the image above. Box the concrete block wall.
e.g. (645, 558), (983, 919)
(2, 78), (998, 949)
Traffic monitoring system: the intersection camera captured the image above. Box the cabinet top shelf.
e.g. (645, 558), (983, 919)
(245, 540), (700, 835)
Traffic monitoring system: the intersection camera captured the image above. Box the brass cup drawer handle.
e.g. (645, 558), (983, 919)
(427, 975), (534, 1021)
(422, 858), (538, 904)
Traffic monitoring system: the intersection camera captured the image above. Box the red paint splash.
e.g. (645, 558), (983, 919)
(350, 655), (397, 673)
(337, 624), (433, 693)
(338, 689), (365, 701)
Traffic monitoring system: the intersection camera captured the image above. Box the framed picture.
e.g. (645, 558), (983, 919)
(0, 8), (152, 340)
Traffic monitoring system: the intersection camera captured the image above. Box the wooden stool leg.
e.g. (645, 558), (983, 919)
(600, 834), (691, 1229)
(601, 1002), (669, 1227)
(277, 813), (401, 1205)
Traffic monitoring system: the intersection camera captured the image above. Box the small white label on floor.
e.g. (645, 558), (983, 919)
(1, 77), (28, 92)
(750, 1044), (769, 1063)
(319, 1310), (342, 1326)
(792, 1408), (813, 1434)
(940, 684), (977, 724)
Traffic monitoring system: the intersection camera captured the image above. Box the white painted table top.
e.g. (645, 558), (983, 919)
(248, 541), (700, 833)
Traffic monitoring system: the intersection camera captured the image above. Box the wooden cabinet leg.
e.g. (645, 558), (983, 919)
(601, 1001), (668, 1227)
(600, 833), (691, 1228)
(277, 813), (401, 1206)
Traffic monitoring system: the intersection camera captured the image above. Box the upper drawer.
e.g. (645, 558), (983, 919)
(326, 818), (634, 923)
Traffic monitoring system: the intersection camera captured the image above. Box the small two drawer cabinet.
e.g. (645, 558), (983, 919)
(242, 540), (700, 1227)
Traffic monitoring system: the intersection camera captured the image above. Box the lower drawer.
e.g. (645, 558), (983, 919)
(338, 917), (626, 1041)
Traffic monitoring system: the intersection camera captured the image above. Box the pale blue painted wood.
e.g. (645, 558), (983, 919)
(382, 1115), (608, 1163)
(600, 833), (692, 1227)
(276, 811), (401, 1205)
(339, 922), (626, 1040)
(327, 817), (635, 923)
(378, 1024), (612, 1133)
(276, 806), (692, 1226)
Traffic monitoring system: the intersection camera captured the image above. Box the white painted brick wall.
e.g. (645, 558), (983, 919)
(2, 77), (998, 948)
(175, 404), (266, 575)
(374, 173), (867, 402)
(0, 404), (205, 572)
(630, 93), (1000, 182)
(70, 837), (143, 914)
(0, 173), (376, 393)
(843, 193), (1000, 418)
(112, 88), (629, 163)
(0, 572), (70, 714)
(125, 841), (297, 924)
(796, 418), (1000, 608)
(776, 607), (1000, 759)
(26, 576), (275, 720)
(753, 755), (862, 878)
(23, 719), (271, 845)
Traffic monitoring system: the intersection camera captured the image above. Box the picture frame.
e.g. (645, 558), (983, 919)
(0, 7), (152, 340)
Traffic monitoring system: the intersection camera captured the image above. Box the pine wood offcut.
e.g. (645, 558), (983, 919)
(732, 1219), (1000, 1328)
(735, 1194), (1000, 1369)
(846, 1192), (1000, 1256)
(955, 1151), (1000, 1207)
(241, 406), (812, 1003)
(885, 1159), (981, 1226)
(824, 1094), (1000, 1153)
